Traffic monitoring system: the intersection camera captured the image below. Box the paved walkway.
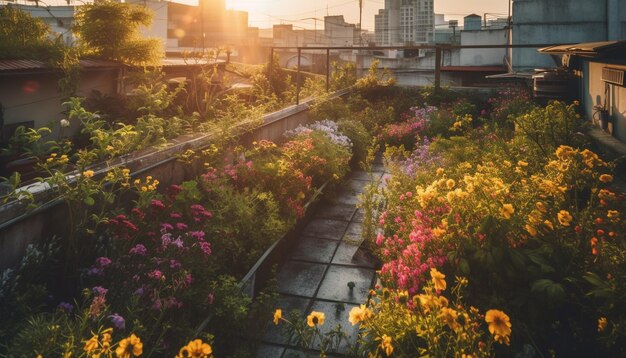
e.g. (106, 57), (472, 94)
(257, 167), (386, 357)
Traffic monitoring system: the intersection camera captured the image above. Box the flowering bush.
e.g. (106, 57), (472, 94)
(378, 106), (435, 149)
(369, 98), (626, 355)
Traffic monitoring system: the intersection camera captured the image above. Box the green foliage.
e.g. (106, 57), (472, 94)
(338, 119), (372, 166)
(330, 61), (357, 91)
(0, 6), (59, 60)
(74, 0), (162, 66)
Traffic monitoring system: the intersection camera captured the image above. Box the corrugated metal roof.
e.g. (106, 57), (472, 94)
(538, 41), (626, 57)
(0, 59), (121, 72)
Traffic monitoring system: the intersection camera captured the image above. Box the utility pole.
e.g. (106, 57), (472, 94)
(358, 0), (363, 45)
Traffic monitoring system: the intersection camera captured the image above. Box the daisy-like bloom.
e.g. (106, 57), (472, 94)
(349, 304), (373, 326)
(446, 179), (456, 189)
(500, 204), (514, 219)
(607, 210), (620, 219)
(599, 174), (613, 183)
(598, 317), (608, 332)
(307, 311), (325, 327)
(535, 201), (547, 214)
(273, 309), (282, 325)
(176, 339), (213, 358)
(430, 268), (446, 291)
(439, 307), (460, 330)
(83, 170), (95, 179)
(436, 168), (444, 176)
(557, 210), (573, 227)
(485, 309), (512, 345)
(115, 334), (143, 358)
(380, 334), (393, 356)
(84, 335), (99, 353)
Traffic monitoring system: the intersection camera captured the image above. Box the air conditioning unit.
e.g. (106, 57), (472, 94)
(602, 67), (625, 86)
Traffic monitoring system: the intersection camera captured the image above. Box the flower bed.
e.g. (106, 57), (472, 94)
(0, 115), (358, 356)
(365, 92), (626, 356)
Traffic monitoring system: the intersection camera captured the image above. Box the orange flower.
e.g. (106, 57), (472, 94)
(380, 335), (393, 356)
(273, 309), (282, 325)
(115, 334), (143, 358)
(430, 268), (446, 291)
(485, 309), (512, 345)
(306, 311), (325, 327)
(598, 317), (608, 332)
(557, 210), (573, 226)
(349, 304), (373, 326)
(176, 339), (212, 358)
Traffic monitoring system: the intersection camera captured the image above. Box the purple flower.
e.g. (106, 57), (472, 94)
(129, 244), (147, 256)
(92, 286), (108, 296)
(134, 287), (145, 296)
(171, 237), (184, 248)
(160, 223), (174, 233)
(169, 259), (181, 269)
(58, 301), (74, 314)
(108, 313), (126, 330)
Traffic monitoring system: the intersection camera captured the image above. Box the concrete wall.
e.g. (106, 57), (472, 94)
(583, 61), (626, 142)
(460, 29), (508, 66)
(1, 68), (119, 139)
(512, 0), (612, 71)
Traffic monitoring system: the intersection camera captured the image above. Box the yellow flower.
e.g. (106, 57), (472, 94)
(430, 268), (446, 291)
(176, 339), (212, 358)
(380, 335), (393, 356)
(349, 304), (373, 326)
(115, 334), (143, 358)
(84, 335), (99, 353)
(543, 220), (554, 231)
(83, 170), (95, 178)
(557, 210), (573, 226)
(500, 204), (514, 219)
(599, 174), (613, 183)
(525, 224), (537, 237)
(436, 168), (444, 176)
(535, 202), (547, 214)
(439, 307), (460, 330)
(485, 309), (512, 346)
(607, 210), (619, 219)
(307, 311), (325, 327)
(273, 309), (282, 325)
(446, 179), (456, 189)
(598, 317), (608, 332)
(106, 145), (114, 152)
(517, 160), (528, 167)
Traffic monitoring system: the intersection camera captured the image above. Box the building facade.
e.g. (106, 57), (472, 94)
(375, 0), (434, 45)
(512, 0), (626, 71)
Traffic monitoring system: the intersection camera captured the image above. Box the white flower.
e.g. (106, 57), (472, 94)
(60, 119), (70, 128)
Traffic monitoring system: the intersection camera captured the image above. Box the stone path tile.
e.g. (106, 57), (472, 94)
(291, 236), (339, 263)
(342, 223), (363, 245)
(256, 344), (285, 358)
(302, 219), (349, 241)
(352, 209), (365, 223)
(332, 242), (376, 268)
(277, 261), (327, 297)
(263, 295), (311, 345)
(316, 266), (376, 304)
(350, 170), (384, 182)
(314, 202), (356, 222)
(332, 191), (361, 205)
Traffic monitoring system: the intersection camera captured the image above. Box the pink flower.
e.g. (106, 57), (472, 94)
(151, 199), (166, 210)
(176, 222), (188, 231)
(129, 244), (147, 256)
(148, 270), (163, 280)
(170, 212), (182, 219)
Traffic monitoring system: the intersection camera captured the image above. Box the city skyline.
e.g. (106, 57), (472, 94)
(225, 0), (510, 30)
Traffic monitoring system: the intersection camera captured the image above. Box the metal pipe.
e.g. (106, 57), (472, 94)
(296, 48), (302, 105)
(326, 48), (331, 92)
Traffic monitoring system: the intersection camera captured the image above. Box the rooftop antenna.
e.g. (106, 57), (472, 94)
(358, 0), (363, 45)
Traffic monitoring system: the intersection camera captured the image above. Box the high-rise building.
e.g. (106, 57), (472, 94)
(375, 0), (434, 45)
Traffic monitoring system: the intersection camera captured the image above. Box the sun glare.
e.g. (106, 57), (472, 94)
(226, 0), (267, 14)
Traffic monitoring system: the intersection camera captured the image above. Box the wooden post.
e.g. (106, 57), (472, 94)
(296, 48), (302, 105)
(326, 48), (331, 92)
(434, 46), (442, 90)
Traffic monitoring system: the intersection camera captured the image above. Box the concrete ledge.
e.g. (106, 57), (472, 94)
(588, 127), (626, 159)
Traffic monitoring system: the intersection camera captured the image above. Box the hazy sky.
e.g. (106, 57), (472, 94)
(226, 0), (511, 30)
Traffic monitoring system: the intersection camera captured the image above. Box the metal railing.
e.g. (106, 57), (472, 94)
(269, 43), (572, 104)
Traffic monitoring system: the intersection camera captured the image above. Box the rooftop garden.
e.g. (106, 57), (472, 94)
(1, 5), (625, 357)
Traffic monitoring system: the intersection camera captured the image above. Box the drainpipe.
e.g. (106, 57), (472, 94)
(607, 0), (619, 40)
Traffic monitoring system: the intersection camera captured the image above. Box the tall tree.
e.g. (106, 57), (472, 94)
(0, 5), (59, 59)
(73, 0), (162, 66)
